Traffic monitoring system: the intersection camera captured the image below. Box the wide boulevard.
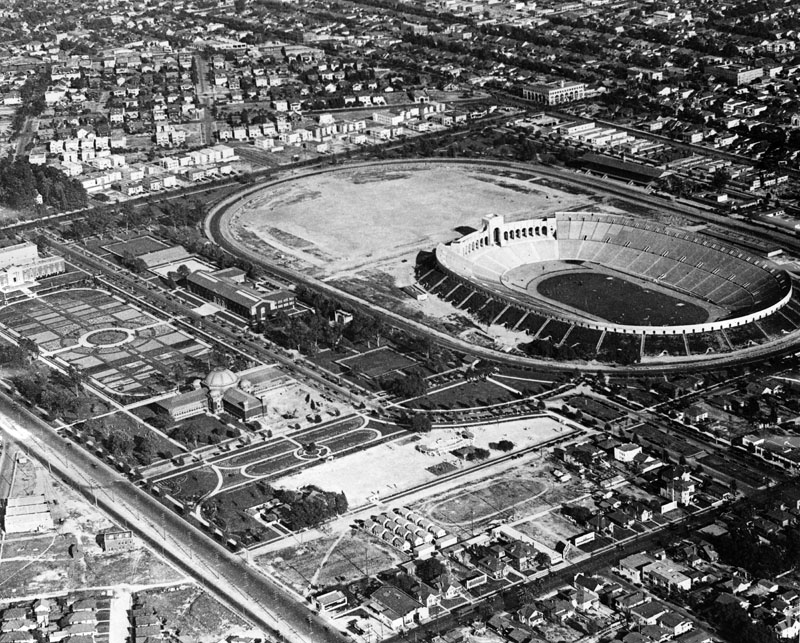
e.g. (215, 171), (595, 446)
(0, 391), (344, 643)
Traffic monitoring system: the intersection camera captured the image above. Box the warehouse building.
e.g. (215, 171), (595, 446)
(2, 495), (54, 534)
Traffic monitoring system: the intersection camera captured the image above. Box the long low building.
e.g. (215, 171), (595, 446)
(2, 495), (54, 534)
(186, 269), (295, 325)
(578, 152), (667, 184)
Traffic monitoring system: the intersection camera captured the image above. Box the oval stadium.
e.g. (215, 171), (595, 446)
(435, 212), (792, 336)
(211, 159), (800, 367)
(421, 210), (800, 364)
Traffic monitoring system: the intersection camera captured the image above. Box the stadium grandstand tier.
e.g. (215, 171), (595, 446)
(432, 212), (793, 338)
(644, 333), (688, 357)
(496, 306), (527, 329)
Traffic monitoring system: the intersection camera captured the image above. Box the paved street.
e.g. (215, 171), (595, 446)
(0, 392), (345, 643)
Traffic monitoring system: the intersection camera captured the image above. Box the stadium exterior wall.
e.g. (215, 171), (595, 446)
(435, 213), (793, 337)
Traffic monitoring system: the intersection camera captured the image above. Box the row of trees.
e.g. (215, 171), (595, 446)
(397, 412), (433, 433)
(81, 415), (166, 466)
(522, 337), (599, 362)
(489, 440), (515, 452)
(11, 66), (49, 134)
(13, 367), (84, 420)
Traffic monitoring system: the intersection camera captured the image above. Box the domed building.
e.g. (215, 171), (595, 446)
(154, 365), (293, 423)
(204, 367), (239, 391)
(204, 367), (240, 413)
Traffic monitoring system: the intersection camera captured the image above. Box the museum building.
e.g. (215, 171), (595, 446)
(155, 366), (291, 422)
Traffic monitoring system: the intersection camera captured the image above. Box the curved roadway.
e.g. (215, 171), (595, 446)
(206, 159), (800, 374)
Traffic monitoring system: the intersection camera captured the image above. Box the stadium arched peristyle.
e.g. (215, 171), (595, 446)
(435, 212), (792, 336)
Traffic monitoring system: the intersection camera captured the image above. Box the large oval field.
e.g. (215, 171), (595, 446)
(226, 161), (600, 280)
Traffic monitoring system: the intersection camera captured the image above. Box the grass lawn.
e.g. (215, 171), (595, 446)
(104, 236), (169, 258)
(320, 429), (380, 452)
(567, 395), (624, 422)
(337, 346), (417, 379)
(156, 468), (219, 503)
(218, 440), (296, 469)
(538, 271), (708, 326)
(408, 379), (514, 410)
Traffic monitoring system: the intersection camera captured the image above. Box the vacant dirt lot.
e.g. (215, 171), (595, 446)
(414, 454), (590, 536)
(257, 531), (405, 592)
(0, 457), (184, 596)
(515, 510), (583, 551)
(426, 478), (547, 526)
(136, 585), (252, 643)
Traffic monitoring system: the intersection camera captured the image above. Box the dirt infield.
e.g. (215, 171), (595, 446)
(426, 478), (547, 525)
(227, 162), (596, 281)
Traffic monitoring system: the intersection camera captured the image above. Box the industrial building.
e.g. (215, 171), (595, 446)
(2, 495), (54, 534)
(706, 63), (763, 86)
(186, 268), (295, 325)
(522, 80), (586, 105)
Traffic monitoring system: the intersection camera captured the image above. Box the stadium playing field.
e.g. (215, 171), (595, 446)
(536, 271), (709, 326)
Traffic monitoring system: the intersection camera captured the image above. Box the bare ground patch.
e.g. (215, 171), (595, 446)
(514, 511), (583, 551)
(257, 531), (406, 592)
(135, 585), (250, 643)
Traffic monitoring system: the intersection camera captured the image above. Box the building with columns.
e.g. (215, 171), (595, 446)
(155, 366), (292, 423)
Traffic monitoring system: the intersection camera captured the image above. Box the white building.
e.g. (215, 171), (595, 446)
(2, 495), (54, 534)
(523, 80), (586, 105)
